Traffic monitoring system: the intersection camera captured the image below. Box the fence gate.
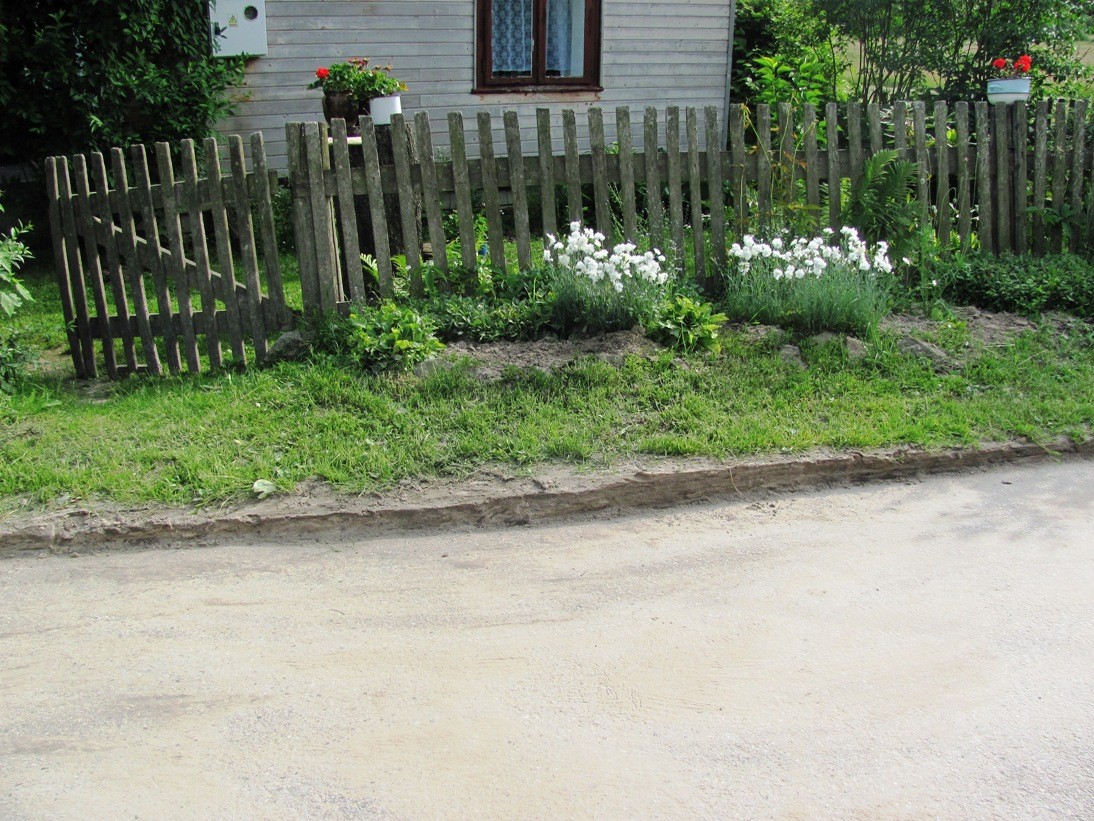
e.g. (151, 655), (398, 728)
(45, 134), (292, 379)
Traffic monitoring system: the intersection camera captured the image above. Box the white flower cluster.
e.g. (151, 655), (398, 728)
(544, 222), (668, 292)
(729, 227), (893, 281)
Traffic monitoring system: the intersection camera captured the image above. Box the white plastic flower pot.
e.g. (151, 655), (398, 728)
(986, 78), (1031, 104)
(368, 94), (402, 126)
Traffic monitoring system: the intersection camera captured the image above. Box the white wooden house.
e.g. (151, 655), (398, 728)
(215, 0), (735, 169)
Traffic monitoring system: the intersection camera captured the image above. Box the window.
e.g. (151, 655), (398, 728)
(476, 0), (601, 92)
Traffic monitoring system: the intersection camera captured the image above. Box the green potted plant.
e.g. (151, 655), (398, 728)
(987, 54), (1032, 104)
(347, 58), (407, 126)
(309, 64), (362, 134)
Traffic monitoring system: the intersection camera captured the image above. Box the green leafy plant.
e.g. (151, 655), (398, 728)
(346, 302), (444, 373)
(0, 2), (244, 163)
(649, 295), (728, 355)
(309, 58), (407, 102)
(928, 252), (1094, 318)
(419, 294), (553, 343)
(843, 150), (920, 265)
(0, 196), (33, 392)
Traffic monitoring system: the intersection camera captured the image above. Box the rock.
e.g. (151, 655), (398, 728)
(897, 336), (956, 370)
(845, 336), (868, 361)
(779, 344), (806, 369)
(264, 331), (310, 364)
(806, 332), (840, 346)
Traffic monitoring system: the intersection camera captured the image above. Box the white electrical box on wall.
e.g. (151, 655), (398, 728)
(209, 1), (268, 57)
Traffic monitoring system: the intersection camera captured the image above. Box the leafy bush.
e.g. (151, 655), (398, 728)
(543, 222), (669, 336)
(649, 295), (728, 355)
(929, 252), (1094, 318)
(419, 294), (552, 343)
(722, 228), (894, 336)
(0, 2), (243, 164)
(0, 196), (33, 392)
(346, 303), (444, 373)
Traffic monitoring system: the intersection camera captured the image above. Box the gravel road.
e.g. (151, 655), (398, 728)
(2, 460), (1092, 818)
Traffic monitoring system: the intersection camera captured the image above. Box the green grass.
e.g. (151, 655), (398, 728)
(3, 259), (1094, 512)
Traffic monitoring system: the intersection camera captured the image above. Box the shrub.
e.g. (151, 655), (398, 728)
(542, 222), (669, 335)
(929, 252), (1094, 318)
(722, 227), (894, 336)
(346, 303), (444, 373)
(419, 294), (553, 343)
(649, 295), (728, 355)
(0, 196), (33, 392)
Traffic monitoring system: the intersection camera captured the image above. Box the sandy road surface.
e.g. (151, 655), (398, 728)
(1, 461), (1093, 818)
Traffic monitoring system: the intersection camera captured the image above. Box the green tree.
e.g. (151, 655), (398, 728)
(818, 0), (1092, 104)
(0, 1), (244, 166)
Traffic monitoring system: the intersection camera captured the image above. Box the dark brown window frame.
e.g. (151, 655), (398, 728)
(474, 0), (602, 94)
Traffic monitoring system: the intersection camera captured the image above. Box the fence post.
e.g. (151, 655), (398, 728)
(286, 122), (322, 313)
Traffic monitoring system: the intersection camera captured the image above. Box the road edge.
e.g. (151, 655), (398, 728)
(2, 437), (1092, 555)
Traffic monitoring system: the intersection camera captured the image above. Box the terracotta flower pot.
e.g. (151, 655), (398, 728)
(322, 91), (360, 134)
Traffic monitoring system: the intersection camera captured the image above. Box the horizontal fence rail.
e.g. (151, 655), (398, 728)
(45, 136), (292, 379)
(48, 100), (1094, 379)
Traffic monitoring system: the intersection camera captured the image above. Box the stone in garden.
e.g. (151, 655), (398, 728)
(897, 336), (956, 371)
(807, 332), (840, 346)
(845, 337), (867, 360)
(779, 344), (806, 369)
(264, 331), (310, 364)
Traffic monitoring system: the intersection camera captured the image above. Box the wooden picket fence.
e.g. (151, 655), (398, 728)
(45, 135), (292, 379)
(289, 100), (1093, 314)
(48, 100), (1094, 380)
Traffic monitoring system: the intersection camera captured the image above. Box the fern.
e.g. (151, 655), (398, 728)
(843, 149), (920, 263)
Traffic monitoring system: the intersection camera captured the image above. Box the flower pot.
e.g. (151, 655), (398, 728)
(365, 94), (402, 126)
(322, 91), (360, 134)
(986, 78), (1031, 104)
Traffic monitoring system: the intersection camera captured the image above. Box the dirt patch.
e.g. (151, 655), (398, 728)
(445, 327), (663, 379)
(881, 306), (1044, 348)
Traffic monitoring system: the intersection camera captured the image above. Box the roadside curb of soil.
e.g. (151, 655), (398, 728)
(2, 437), (1092, 556)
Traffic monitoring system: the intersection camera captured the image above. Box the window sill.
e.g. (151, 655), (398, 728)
(472, 85), (604, 96)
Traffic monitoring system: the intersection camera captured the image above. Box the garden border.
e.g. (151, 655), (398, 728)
(2, 436), (1091, 556)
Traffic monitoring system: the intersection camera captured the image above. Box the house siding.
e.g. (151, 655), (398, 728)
(218, 0), (732, 170)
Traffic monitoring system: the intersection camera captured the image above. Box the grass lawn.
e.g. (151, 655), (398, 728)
(2, 259), (1094, 513)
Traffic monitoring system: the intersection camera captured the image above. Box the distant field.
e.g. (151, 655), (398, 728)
(1080, 39), (1094, 69)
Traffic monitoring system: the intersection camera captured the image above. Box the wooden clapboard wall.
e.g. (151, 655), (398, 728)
(216, 0), (734, 171)
(45, 136), (293, 380)
(288, 100), (1094, 313)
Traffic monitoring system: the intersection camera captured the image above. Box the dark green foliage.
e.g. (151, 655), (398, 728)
(418, 295), (553, 343)
(649, 296), (728, 355)
(345, 303), (445, 373)
(731, 0), (843, 105)
(0, 195), (33, 392)
(930, 253), (1094, 318)
(0, 1), (244, 165)
(844, 150), (920, 263)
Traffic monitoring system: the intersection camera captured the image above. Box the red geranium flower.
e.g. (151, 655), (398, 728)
(315, 67), (330, 80)
(992, 57), (1007, 70)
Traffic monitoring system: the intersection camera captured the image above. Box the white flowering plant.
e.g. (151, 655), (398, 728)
(542, 222), (670, 335)
(722, 227), (895, 336)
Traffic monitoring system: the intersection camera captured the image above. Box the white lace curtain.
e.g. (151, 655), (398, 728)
(492, 0), (576, 75)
